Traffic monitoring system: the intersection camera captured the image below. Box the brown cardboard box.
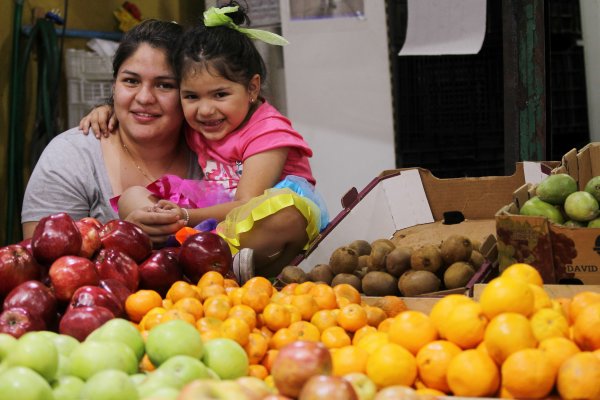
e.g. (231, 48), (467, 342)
(496, 143), (600, 284)
(294, 163), (551, 296)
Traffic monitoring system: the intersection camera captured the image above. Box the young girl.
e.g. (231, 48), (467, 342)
(114, 3), (328, 282)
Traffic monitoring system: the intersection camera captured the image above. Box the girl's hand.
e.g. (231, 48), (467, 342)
(79, 105), (117, 138)
(125, 206), (184, 245)
(155, 200), (188, 223)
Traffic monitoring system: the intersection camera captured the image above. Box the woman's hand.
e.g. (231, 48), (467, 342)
(79, 105), (118, 138)
(124, 206), (185, 245)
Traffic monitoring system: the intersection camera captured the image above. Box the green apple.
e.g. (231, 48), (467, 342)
(130, 373), (148, 386)
(201, 338), (248, 380)
(0, 333), (17, 361)
(343, 372), (377, 400)
(0, 366), (53, 400)
(79, 369), (139, 400)
(137, 371), (180, 398)
(145, 320), (204, 366)
(156, 354), (213, 388)
(51, 334), (80, 357)
(68, 340), (138, 380)
(52, 375), (85, 400)
(141, 386), (180, 399)
(86, 318), (144, 361)
(178, 379), (250, 400)
(236, 376), (275, 398)
(5, 331), (58, 381)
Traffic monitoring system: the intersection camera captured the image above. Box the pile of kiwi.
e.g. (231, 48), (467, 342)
(279, 234), (486, 297)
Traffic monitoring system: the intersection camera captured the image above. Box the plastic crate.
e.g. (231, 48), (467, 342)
(67, 79), (112, 104)
(67, 103), (96, 128)
(65, 49), (113, 81)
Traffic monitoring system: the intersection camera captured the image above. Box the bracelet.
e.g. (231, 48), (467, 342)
(181, 208), (190, 226)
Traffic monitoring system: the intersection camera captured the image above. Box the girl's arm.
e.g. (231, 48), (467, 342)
(79, 105), (117, 138)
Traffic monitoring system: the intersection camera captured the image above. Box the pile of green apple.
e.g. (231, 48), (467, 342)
(0, 318), (270, 400)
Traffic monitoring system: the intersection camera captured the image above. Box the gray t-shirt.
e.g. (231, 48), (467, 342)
(21, 127), (202, 224)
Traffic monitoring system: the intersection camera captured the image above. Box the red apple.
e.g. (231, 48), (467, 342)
(138, 248), (183, 296)
(94, 248), (139, 292)
(31, 212), (82, 265)
(18, 239), (47, 285)
(48, 255), (99, 302)
(272, 341), (333, 398)
(0, 307), (46, 338)
(0, 244), (42, 298)
(179, 232), (233, 284)
(3, 280), (57, 326)
(59, 305), (114, 341)
(99, 220), (152, 263)
(373, 385), (420, 400)
(98, 279), (132, 307)
(78, 217), (103, 230)
(68, 285), (124, 318)
(299, 375), (358, 400)
(76, 221), (102, 259)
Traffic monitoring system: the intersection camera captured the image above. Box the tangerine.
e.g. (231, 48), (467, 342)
(556, 352), (600, 400)
(479, 276), (535, 318)
(501, 348), (555, 399)
(332, 345), (368, 376)
(572, 302), (600, 351)
(388, 311), (438, 355)
(568, 291), (600, 324)
(530, 307), (569, 342)
(337, 303), (368, 332)
(538, 336), (580, 374)
(288, 321), (321, 342)
(244, 332), (269, 365)
(308, 283), (338, 310)
(220, 317), (251, 346)
(484, 312), (537, 365)
(125, 289), (163, 323)
(321, 326), (352, 349)
(501, 263), (543, 286)
(415, 340), (462, 393)
(444, 300), (488, 349)
(366, 343), (417, 388)
(428, 294), (472, 339)
(310, 309), (338, 332)
(446, 349), (500, 397)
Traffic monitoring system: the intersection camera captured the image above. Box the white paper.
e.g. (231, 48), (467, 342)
(399, 0), (486, 56)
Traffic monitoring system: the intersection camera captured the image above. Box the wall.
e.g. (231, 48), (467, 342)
(580, 0), (600, 141)
(0, 0), (203, 245)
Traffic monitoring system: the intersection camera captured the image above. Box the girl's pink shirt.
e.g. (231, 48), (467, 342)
(185, 101), (315, 195)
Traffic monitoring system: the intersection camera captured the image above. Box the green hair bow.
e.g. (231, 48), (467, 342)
(204, 6), (289, 46)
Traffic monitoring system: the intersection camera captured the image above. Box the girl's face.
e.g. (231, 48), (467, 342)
(179, 65), (260, 141)
(113, 44), (183, 143)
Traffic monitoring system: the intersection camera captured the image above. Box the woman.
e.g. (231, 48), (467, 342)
(21, 19), (201, 243)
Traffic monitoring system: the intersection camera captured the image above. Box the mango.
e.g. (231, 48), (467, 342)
(564, 220), (586, 228)
(584, 176), (600, 202)
(564, 191), (600, 222)
(588, 218), (600, 228)
(519, 196), (564, 224)
(535, 174), (577, 205)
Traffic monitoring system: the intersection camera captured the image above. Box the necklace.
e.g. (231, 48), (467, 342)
(119, 133), (179, 183)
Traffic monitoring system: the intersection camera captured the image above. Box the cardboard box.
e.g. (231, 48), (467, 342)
(496, 143), (600, 284)
(293, 162), (550, 295)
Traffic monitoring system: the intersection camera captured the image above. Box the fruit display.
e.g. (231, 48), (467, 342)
(295, 234), (487, 297)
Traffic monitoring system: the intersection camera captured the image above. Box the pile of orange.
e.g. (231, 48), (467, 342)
(123, 264), (600, 399)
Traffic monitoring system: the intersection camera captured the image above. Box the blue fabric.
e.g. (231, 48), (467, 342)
(274, 175), (330, 231)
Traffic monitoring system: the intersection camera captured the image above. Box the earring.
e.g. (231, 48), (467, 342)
(250, 98), (255, 104)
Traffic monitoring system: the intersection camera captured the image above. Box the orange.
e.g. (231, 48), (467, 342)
(125, 289), (163, 323)
(247, 364), (269, 380)
(355, 331), (389, 355)
(428, 294), (472, 339)
(289, 321), (321, 342)
(269, 328), (297, 350)
(198, 284), (226, 302)
(223, 278), (239, 289)
(261, 349), (279, 372)
(446, 349), (500, 397)
(568, 291), (600, 324)
(241, 288), (270, 313)
(199, 328), (221, 342)
(161, 308), (196, 325)
(530, 307), (569, 342)
(444, 300), (488, 349)
(293, 281), (316, 295)
(484, 312), (537, 365)
(139, 307), (167, 331)
(333, 284), (362, 308)
(291, 294), (320, 321)
(501, 348), (555, 399)
(203, 294), (232, 320)
(415, 340), (462, 393)
(337, 303), (368, 332)
(538, 336), (580, 374)
(365, 342), (417, 388)
(284, 304), (302, 324)
(572, 302), (600, 351)
(280, 283), (297, 295)
(243, 276), (274, 297)
(196, 316), (223, 333)
(321, 326), (352, 349)
(364, 305), (387, 328)
(197, 271), (225, 289)
(166, 281), (200, 303)
(310, 309), (338, 332)
(173, 297), (204, 321)
(377, 318), (395, 333)
(415, 388), (446, 397)
(556, 352), (600, 400)
(332, 345), (368, 376)
(388, 311), (438, 355)
(308, 283), (338, 310)
(529, 283), (553, 312)
(262, 303), (292, 331)
(352, 325), (377, 345)
(228, 304), (257, 331)
(139, 353), (156, 372)
(270, 291), (288, 305)
(220, 317), (251, 346)
(501, 263), (543, 286)
(479, 276), (535, 319)
(162, 298), (173, 310)
(554, 297), (572, 319)
(244, 332), (269, 364)
(370, 296), (408, 318)
(228, 287), (245, 306)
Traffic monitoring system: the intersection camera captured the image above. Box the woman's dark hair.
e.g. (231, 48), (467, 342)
(112, 19), (184, 79)
(175, 1), (267, 88)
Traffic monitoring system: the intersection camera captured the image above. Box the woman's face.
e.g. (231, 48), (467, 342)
(113, 43), (183, 143)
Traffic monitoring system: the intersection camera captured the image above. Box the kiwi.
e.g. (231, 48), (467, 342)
(308, 264), (334, 284)
(329, 246), (359, 275)
(471, 239), (482, 253)
(410, 244), (443, 273)
(469, 250), (486, 269)
(279, 265), (308, 284)
(370, 240), (395, 270)
(398, 270), (441, 296)
(440, 234), (473, 265)
(385, 246), (412, 277)
(443, 261), (476, 289)
(331, 273), (362, 293)
(362, 271), (399, 296)
(357, 255), (371, 271)
(348, 240), (372, 256)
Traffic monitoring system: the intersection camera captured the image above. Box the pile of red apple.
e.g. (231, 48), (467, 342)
(0, 212), (233, 340)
